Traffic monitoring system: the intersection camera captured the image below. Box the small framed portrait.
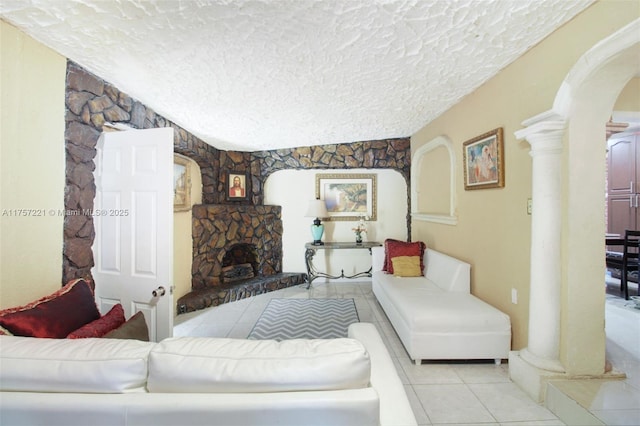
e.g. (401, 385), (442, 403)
(463, 127), (505, 190)
(227, 172), (248, 200)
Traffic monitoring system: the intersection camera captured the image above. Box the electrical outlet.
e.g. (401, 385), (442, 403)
(527, 198), (532, 215)
(511, 288), (518, 304)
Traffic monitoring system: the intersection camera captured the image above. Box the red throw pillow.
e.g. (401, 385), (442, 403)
(383, 239), (400, 272)
(67, 303), (126, 338)
(384, 239), (426, 274)
(0, 278), (100, 338)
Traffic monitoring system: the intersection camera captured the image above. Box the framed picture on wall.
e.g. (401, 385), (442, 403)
(315, 173), (377, 221)
(463, 127), (505, 190)
(227, 172), (248, 200)
(173, 154), (191, 211)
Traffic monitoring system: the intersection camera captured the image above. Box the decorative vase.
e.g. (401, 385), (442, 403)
(311, 223), (324, 245)
(355, 233), (363, 244)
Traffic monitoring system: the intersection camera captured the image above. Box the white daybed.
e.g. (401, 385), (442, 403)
(371, 246), (511, 365)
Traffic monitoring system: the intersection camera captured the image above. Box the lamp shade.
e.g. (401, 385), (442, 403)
(305, 199), (328, 218)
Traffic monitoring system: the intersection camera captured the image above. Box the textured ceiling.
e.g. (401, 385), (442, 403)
(1, 0), (594, 151)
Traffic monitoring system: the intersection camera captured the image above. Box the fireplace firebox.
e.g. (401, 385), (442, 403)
(221, 243), (259, 283)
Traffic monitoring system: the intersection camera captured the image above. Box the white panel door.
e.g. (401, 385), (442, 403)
(92, 127), (174, 342)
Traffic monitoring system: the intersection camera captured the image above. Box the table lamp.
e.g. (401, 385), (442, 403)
(305, 199), (329, 245)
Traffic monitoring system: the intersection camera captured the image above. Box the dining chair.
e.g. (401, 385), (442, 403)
(606, 238), (625, 291)
(621, 230), (640, 300)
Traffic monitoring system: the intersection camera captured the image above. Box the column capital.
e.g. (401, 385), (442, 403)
(515, 111), (566, 155)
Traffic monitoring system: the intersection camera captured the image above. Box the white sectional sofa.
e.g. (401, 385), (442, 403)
(0, 322), (416, 426)
(371, 246), (511, 365)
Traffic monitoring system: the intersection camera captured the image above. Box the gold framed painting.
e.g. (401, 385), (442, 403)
(463, 127), (505, 190)
(173, 154), (191, 211)
(315, 173), (377, 221)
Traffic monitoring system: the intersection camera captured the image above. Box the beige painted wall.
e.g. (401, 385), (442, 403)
(410, 1), (639, 351)
(614, 77), (640, 111)
(0, 21), (67, 309)
(0, 21), (202, 312)
(173, 156), (202, 305)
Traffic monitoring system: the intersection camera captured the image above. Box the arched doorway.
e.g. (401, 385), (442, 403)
(559, 21), (640, 376)
(511, 19), (640, 401)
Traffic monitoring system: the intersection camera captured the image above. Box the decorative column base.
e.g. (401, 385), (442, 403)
(509, 350), (567, 403)
(509, 349), (627, 404)
(520, 348), (565, 373)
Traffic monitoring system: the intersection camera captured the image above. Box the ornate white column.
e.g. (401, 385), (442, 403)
(514, 111), (566, 374)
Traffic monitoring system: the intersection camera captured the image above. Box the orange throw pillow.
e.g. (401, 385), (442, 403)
(391, 256), (423, 277)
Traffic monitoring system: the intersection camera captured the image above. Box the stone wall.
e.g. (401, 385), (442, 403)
(63, 61), (219, 283)
(249, 139), (412, 234)
(218, 138), (412, 207)
(63, 60), (411, 286)
(191, 205), (283, 290)
(256, 139), (410, 183)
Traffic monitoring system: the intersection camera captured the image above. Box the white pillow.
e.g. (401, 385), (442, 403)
(147, 337), (371, 393)
(0, 335), (154, 393)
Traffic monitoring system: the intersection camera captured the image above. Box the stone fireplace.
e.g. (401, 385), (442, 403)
(177, 204), (305, 313)
(191, 204), (282, 289)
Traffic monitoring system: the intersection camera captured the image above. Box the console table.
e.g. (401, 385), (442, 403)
(305, 241), (382, 288)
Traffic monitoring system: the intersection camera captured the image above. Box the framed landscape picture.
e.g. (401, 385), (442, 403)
(463, 127), (505, 190)
(315, 173), (377, 221)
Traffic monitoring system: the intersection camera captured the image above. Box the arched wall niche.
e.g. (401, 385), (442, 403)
(411, 135), (457, 225)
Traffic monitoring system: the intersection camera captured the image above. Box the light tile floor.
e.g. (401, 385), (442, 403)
(175, 281), (565, 425)
(546, 291), (640, 425)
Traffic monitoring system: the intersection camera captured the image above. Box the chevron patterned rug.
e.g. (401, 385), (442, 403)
(248, 298), (359, 340)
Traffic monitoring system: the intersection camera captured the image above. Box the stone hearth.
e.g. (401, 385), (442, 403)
(176, 273), (306, 314)
(177, 204), (306, 314)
